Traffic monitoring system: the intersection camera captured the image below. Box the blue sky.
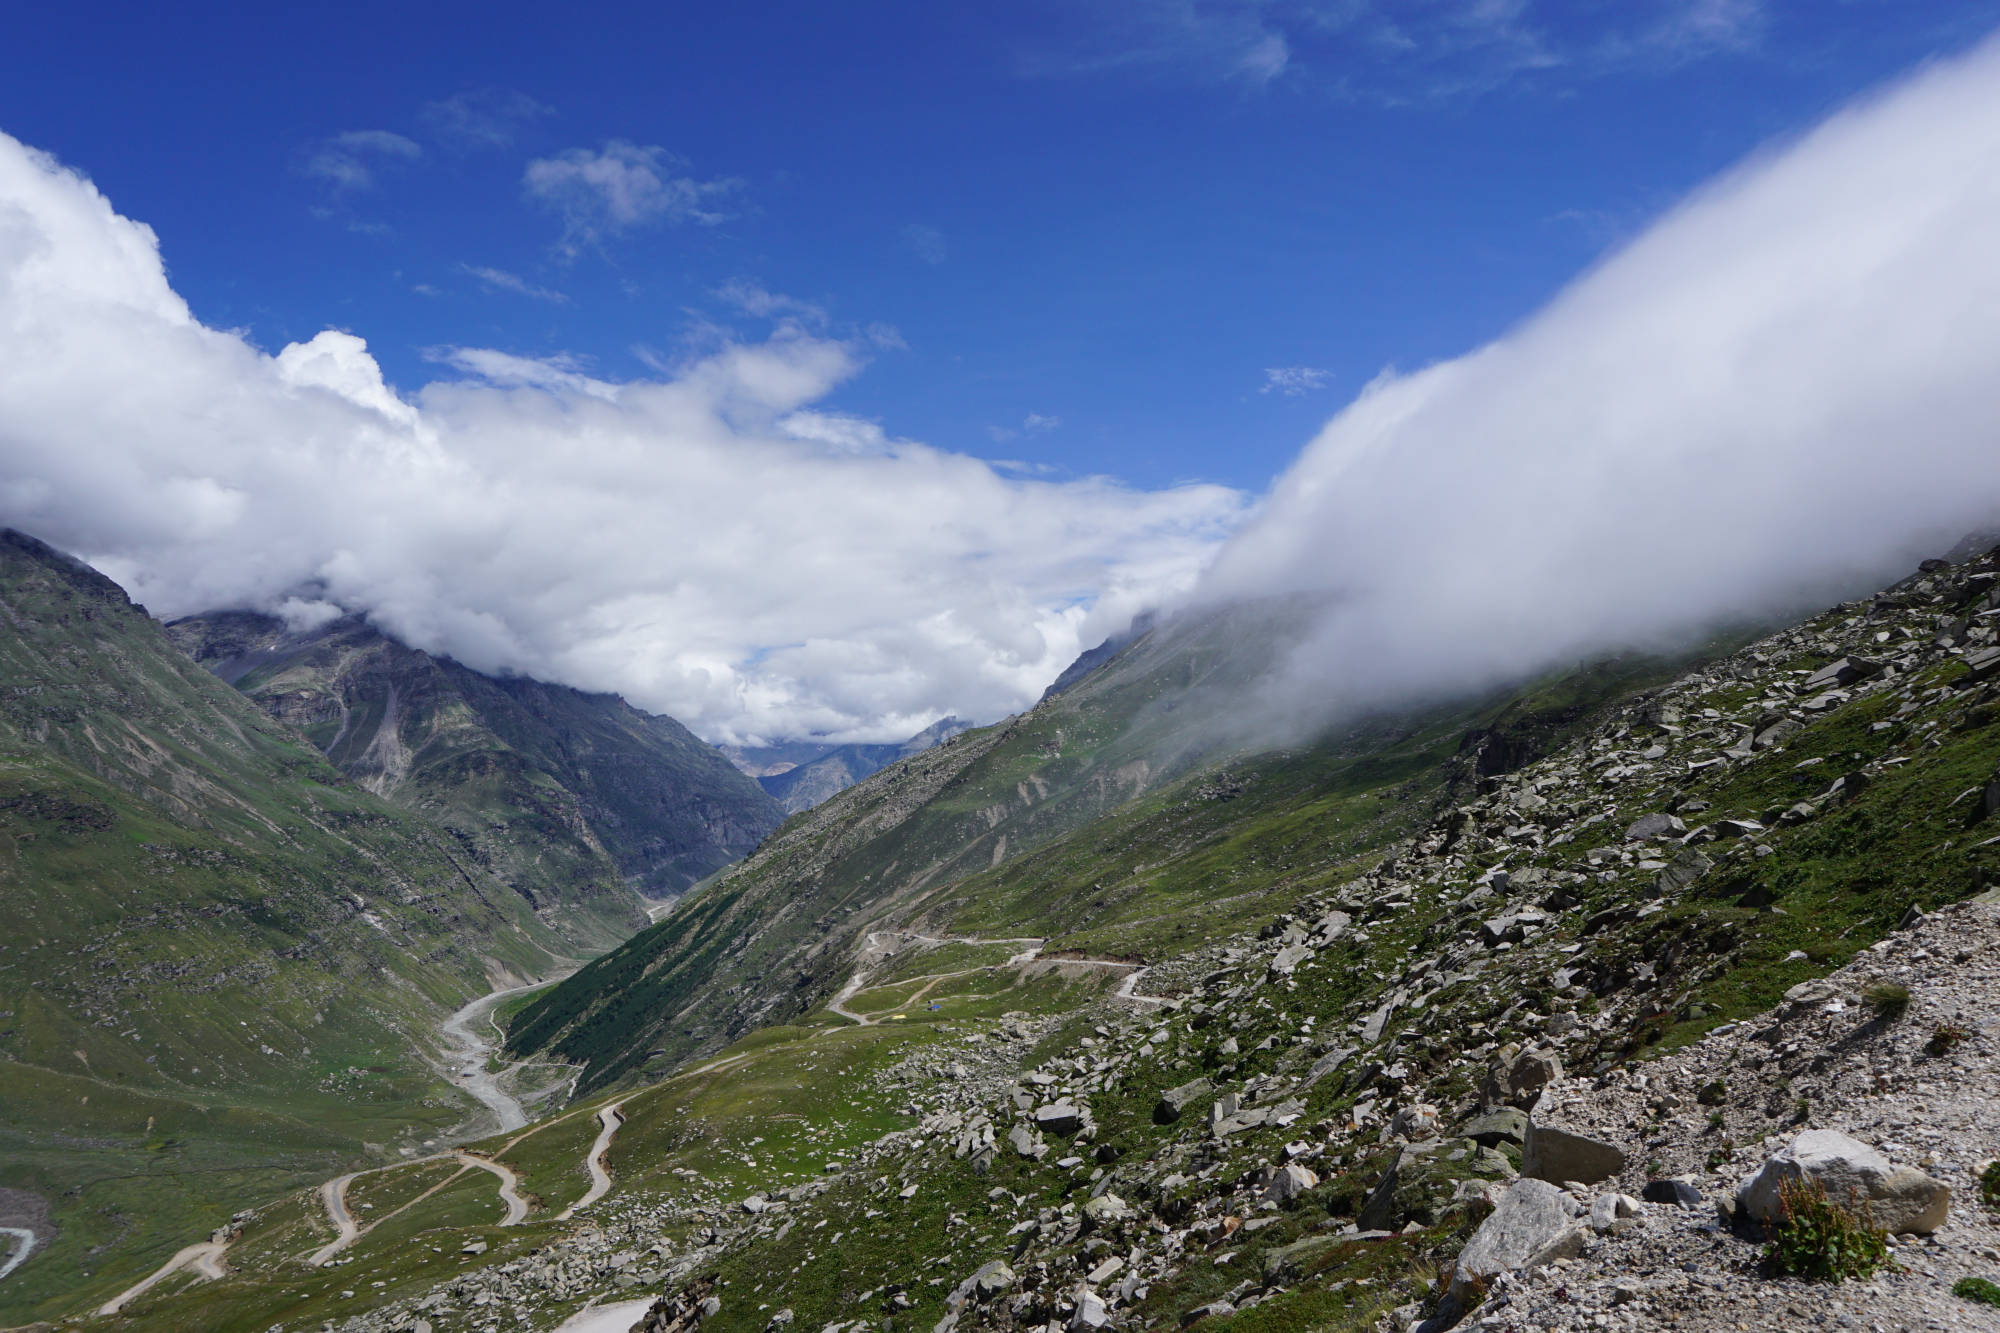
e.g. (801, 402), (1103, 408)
(7, 0), (1996, 495)
(6, 3), (2000, 745)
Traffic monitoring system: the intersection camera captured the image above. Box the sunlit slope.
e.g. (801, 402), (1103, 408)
(169, 610), (784, 931)
(506, 597), (1719, 1095)
(0, 529), (570, 1321)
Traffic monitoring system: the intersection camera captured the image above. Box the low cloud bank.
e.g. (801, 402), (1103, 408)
(1197, 30), (2000, 743)
(0, 133), (1242, 745)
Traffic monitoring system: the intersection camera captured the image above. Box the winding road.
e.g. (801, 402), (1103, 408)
(0, 1227), (37, 1283)
(555, 1102), (626, 1221)
(93, 1239), (227, 1316)
(93, 933), (1165, 1317)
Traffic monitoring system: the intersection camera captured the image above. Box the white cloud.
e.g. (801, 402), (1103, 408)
(0, 130), (1244, 745)
(303, 130), (422, 192)
(1259, 366), (1330, 396)
(1197, 29), (2000, 742)
(524, 141), (741, 256)
(463, 264), (569, 303)
(420, 89), (552, 149)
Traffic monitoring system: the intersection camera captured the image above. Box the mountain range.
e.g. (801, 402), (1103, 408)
(2, 526), (1998, 1333)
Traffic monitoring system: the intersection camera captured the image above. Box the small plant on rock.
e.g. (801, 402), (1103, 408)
(1925, 1021), (1972, 1057)
(1956, 1277), (2000, 1307)
(1863, 982), (1911, 1021)
(1765, 1177), (1891, 1282)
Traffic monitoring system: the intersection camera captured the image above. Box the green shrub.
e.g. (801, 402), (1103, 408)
(1925, 1022), (1971, 1057)
(1979, 1160), (2000, 1210)
(1955, 1276), (2000, 1307)
(1765, 1177), (1891, 1281)
(1863, 983), (1911, 1021)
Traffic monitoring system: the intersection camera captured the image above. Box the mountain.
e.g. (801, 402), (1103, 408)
(0, 529), (581, 1318)
(167, 611), (785, 914)
(21, 538), (2000, 1333)
(743, 716), (973, 814)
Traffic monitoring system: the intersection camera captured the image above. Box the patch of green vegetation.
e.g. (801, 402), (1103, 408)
(1764, 1177), (1892, 1282)
(1955, 1276), (2000, 1307)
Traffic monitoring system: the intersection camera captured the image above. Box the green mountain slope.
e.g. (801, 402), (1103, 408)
(503, 597), (1718, 1096)
(167, 610), (783, 919)
(0, 530), (578, 1321)
(104, 544), (2000, 1333)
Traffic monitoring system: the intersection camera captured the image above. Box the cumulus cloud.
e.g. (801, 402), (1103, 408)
(303, 130), (422, 191)
(1197, 29), (2000, 742)
(0, 130), (1244, 745)
(524, 141), (740, 256)
(1260, 367), (1330, 396)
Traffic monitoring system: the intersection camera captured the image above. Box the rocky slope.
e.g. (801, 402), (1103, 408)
(168, 610), (783, 921)
(0, 530), (579, 1321)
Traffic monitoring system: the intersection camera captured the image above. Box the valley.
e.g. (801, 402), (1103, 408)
(9, 532), (1993, 1333)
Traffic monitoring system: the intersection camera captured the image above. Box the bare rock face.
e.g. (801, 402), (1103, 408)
(1522, 1122), (1628, 1187)
(1737, 1129), (1951, 1235)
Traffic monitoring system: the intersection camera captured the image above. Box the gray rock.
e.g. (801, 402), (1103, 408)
(1081, 1193), (1133, 1226)
(1155, 1078), (1213, 1124)
(1641, 1178), (1702, 1209)
(1070, 1290), (1112, 1331)
(1448, 1179), (1584, 1306)
(1804, 656), (1883, 690)
(1736, 1129), (1950, 1235)
(1261, 1163), (1319, 1205)
(1461, 1107), (1529, 1149)
(1008, 1123), (1046, 1159)
(1522, 1122), (1627, 1186)
(1481, 1045), (1562, 1112)
(1624, 812), (1685, 841)
(1035, 1102), (1084, 1135)
(1654, 847), (1712, 897)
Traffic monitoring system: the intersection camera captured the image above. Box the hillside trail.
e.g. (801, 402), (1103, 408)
(92, 1239), (227, 1316)
(554, 1102), (628, 1221)
(829, 930), (1162, 1024)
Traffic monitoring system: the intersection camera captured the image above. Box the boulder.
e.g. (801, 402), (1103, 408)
(1263, 1234), (1347, 1283)
(1588, 1192), (1641, 1234)
(1447, 1179), (1585, 1308)
(1481, 1046), (1561, 1112)
(1035, 1103), (1084, 1135)
(1736, 1129), (1950, 1235)
(1522, 1123), (1627, 1187)
(1008, 1123), (1046, 1159)
(1641, 1178), (1702, 1209)
(1081, 1193), (1133, 1227)
(1804, 657), (1883, 690)
(1154, 1078), (1213, 1125)
(1069, 1291), (1111, 1331)
(1261, 1163), (1319, 1206)
(1460, 1107), (1529, 1149)
(1624, 812), (1684, 841)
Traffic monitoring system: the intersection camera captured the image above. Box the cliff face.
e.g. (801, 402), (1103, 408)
(168, 611), (783, 930)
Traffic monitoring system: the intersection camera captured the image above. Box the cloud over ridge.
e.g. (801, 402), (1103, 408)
(1199, 30), (2000, 738)
(0, 131), (1243, 745)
